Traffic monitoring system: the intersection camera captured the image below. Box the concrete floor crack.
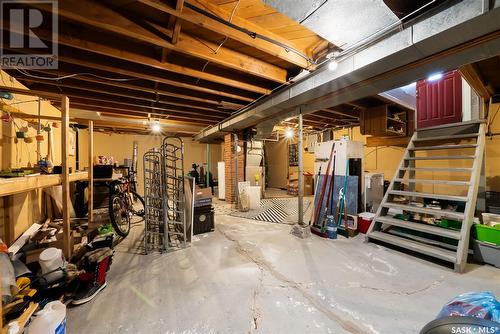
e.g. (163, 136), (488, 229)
(348, 277), (444, 296)
(218, 228), (371, 334)
(250, 267), (264, 332)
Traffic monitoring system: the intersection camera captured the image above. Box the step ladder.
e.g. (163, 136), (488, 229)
(366, 121), (486, 272)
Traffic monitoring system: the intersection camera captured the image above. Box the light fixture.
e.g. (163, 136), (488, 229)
(427, 72), (443, 82)
(328, 60), (338, 71)
(151, 120), (161, 133)
(285, 128), (294, 139)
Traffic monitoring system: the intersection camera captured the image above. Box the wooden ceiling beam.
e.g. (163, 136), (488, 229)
(23, 69), (242, 106)
(320, 108), (360, 119)
(459, 63), (494, 99)
(11, 27), (270, 95)
(29, 84), (229, 119)
(3, 43), (255, 102)
(171, 0), (184, 44)
(71, 103), (217, 124)
(55, 55), (255, 102)
(138, 0), (310, 68)
(18, 77), (223, 113)
(308, 113), (358, 125)
(30, 0), (287, 83)
(146, 21), (287, 83)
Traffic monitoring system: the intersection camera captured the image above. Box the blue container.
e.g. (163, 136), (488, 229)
(326, 215), (338, 239)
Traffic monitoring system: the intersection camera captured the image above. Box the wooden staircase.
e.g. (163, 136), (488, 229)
(366, 121), (486, 272)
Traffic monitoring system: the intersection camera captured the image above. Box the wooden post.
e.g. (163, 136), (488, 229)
(61, 96), (72, 259)
(298, 109), (304, 225)
(88, 120), (94, 223)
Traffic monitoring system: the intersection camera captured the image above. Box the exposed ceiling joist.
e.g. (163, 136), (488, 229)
(30, 0), (287, 83)
(459, 63), (494, 99)
(9, 27), (270, 95)
(20, 77), (221, 112)
(171, 0), (185, 44)
(24, 69), (243, 106)
(54, 55), (255, 102)
(29, 85), (229, 120)
(71, 103), (218, 124)
(137, 0), (311, 68)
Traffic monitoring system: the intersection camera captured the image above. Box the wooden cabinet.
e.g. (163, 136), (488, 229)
(360, 104), (411, 137)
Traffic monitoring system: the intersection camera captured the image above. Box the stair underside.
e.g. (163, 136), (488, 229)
(383, 202), (465, 220)
(388, 190), (467, 202)
(376, 216), (461, 239)
(368, 231), (457, 263)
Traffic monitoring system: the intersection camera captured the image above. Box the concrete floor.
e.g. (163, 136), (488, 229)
(68, 212), (500, 334)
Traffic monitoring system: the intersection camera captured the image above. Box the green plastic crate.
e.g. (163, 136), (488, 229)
(437, 219), (462, 230)
(474, 224), (500, 246)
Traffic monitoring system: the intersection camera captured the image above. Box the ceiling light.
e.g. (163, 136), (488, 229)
(285, 128), (294, 139)
(151, 120), (161, 133)
(427, 72), (443, 82)
(328, 60), (338, 71)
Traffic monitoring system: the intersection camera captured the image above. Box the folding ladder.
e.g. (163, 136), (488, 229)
(366, 121), (486, 272)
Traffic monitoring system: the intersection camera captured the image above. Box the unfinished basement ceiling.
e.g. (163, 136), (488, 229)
(262, 0), (446, 49)
(3, 0), (334, 133)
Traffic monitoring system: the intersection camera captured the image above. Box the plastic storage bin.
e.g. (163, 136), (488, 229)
(358, 212), (375, 234)
(474, 224), (500, 245)
(473, 239), (500, 268)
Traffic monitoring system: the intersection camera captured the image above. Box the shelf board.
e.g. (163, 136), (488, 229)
(0, 171), (88, 197)
(387, 117), (406, 124)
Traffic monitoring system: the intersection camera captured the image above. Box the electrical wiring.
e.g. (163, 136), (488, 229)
(185, 1), (315, 65)
(299, 0), (329, 24)
(15, 68), (138, 82)
(195, 0), (240, 85)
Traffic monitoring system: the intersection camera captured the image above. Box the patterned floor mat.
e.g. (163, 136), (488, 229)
(229, 198), (311, 224)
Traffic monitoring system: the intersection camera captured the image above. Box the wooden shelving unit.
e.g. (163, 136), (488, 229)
(0, 172), (88, 197)
(0, 86), (94, 260)
(360, 104), (410, 137)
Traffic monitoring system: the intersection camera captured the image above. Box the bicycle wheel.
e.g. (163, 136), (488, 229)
(109, 194), (131, 237)
(130, 191), (145, 219)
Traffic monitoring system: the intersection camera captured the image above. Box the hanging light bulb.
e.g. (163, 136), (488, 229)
(151, 120), (161, 133)
(285, 128), (294, 139)
(328, 59), (338, 71)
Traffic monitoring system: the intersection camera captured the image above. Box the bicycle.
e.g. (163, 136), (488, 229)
(108, 177), (145, 237)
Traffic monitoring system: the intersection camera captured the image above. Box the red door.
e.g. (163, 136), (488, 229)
(416, 70), (462, 129)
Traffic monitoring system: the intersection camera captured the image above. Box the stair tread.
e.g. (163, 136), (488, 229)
(375, 216), (461, 239)
(413, 133), (478, 142)
(394, 178), (470, 186)
(367, 231), (457, 263)
(410, 144), (477, 151)
(400, 167), (473, 172)
(405, 156), (475, 160)
(388, 190), (467, 202)
(383, 202), (465, 220)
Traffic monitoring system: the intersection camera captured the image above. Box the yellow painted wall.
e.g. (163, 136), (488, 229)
(0, 70), (78, 241)
(78, 131), (221, 195)
(332, 103), (500, 194)
(265, 138), (314, 189)
(265, 103), (500, 196)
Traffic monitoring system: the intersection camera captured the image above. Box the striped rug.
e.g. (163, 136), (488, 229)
(230, 198), (311, 224)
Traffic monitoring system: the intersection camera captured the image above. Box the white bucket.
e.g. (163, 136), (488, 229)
(27, 300), (66, 334)
(39, 248), (65, 283)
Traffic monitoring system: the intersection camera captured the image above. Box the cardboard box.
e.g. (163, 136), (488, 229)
(195, 186), (212, 208)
